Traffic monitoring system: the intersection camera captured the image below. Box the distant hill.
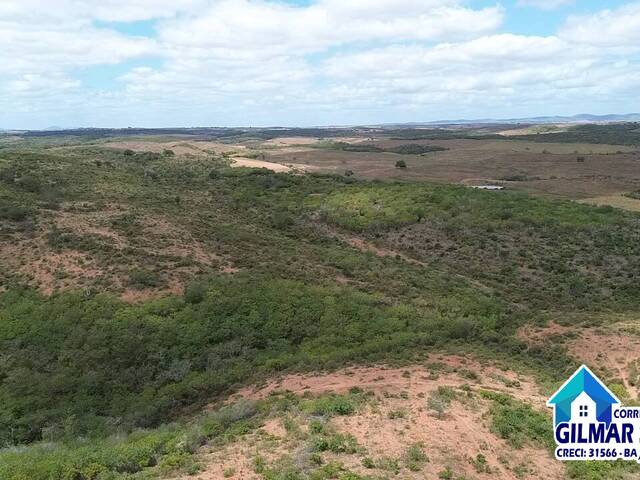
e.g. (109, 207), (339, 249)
(380, 113), (640, 127)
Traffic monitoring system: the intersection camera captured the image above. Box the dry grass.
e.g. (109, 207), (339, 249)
(578, 194), (640, 212)
(260, 138), (640, 199)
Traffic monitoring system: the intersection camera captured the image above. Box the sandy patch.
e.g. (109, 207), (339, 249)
(231, 157), (292, 172)
(497, 125), (570, 136)
(578, 194), (640, 212)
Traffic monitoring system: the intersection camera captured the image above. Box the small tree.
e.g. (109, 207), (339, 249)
(395, 160), (407, 169)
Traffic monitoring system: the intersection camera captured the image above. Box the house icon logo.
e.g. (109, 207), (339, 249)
(547, 365), (640, 462)
(547, 365), (619, 427)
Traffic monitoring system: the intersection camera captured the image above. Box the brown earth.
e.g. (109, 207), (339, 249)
(579, 194), (640, 212)
(0, 202), (234, 301)
(231, 156), (320, 173)
(176, 356), (563, 480)
(231, 158), (293, 172)
(519, 319), (640, 399)
(262, 138), (640, 200)
(497, 125), (571, 136)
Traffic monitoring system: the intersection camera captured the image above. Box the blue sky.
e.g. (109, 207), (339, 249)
(1, 0), (639, 129)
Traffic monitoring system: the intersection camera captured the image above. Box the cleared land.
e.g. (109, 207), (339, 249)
(265, 138), (640, 199)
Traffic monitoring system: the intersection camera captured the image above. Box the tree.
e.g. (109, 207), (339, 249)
(395, 160), (407, 169)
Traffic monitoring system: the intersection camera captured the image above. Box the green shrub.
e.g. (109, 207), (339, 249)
(484, 393), (553, 450)
(395, 160), (407, 169)
(128, 269), (161, 289)
(427, 386), (457, 418)
(312, 433), (359, 454)
(304, 395), (358, 417)
(0, 202), (31, 221)
(404, 442), (428, 471)
(388, 144), (447, 155)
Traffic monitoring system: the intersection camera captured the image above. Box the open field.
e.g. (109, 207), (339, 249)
(2, 123), (640, 480)
(86, 135), (640, 200)
(264, 138), (640, 199)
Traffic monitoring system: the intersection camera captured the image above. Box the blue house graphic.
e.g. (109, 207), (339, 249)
(547, 365), (619, 427)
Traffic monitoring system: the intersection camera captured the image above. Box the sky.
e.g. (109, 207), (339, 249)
(1, 0), (639, 129)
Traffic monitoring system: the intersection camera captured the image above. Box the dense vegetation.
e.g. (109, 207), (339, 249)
(316, 183), (640, 308)
(0, 390), (374, 480)
(513, 123), (640, 146)
(386, 144), (448, 155)
(1, 134), (640, 478)
(317, 140), (448, 155)
(0, 400), (258, 480)
(0, 278), (502, 445)
(484, 391), (640, 479)
(627, 190), (640, 200)
(385, 128), (502, 141)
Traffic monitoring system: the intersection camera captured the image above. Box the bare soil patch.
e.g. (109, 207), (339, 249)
(0, 202), (234, 301)
(579, 194), (640, 212)
(238, 355), (543, 403)
(0, 235), (103, 295)
(231, 157), (318, 173)
(186, 356), (561, 480)
(568, 327), (640, 398)
(519, 319), (640, 399)
(231, 157), (293, 172)
(497, 125), (571, 136)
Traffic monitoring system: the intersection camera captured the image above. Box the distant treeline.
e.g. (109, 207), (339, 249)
(321, 141), (449, 154)
(512, 123), (640, 146)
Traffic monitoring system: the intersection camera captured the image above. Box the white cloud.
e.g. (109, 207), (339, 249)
(517, 0), (574, 10)
(0, 0), (204, 23)
(560, 2), (640, 47)
(158, 0), (503, 55)
(1, 0), (640, 128)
